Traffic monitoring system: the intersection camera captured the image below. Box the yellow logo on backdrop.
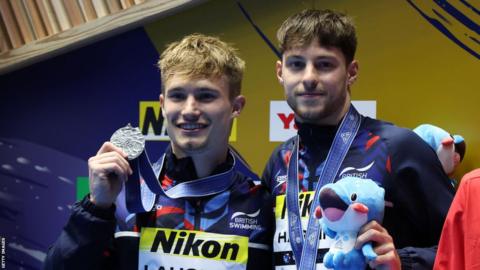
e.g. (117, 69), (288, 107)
(140, 228), (248, 263)
(139, 101), (237, 141)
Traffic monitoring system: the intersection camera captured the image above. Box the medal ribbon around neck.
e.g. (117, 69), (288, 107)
(110, 124), (237, 213)
(285, 105), (361, 269)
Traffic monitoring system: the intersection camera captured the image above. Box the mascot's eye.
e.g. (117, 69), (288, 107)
(351, 193), (357, 201)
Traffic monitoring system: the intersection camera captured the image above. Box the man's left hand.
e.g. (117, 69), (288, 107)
(355, 220), (401, 270)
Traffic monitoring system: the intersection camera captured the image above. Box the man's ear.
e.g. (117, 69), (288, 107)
(231, 95), (246, 118)
(347, 60), (359, 86)
(159, 94), (166, 118)
(276, 60), (284, 84)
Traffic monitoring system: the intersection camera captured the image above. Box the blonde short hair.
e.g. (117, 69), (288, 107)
(158, 34), (245, 99)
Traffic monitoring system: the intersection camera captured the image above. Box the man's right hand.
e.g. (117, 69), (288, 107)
(88, 142), (133, 209)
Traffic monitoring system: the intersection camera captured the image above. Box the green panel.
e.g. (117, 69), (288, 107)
(76, 177), (89, 201)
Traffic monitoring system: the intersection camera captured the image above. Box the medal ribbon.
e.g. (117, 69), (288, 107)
(125, 147), (247, 213)
(286, 105), (361, 269)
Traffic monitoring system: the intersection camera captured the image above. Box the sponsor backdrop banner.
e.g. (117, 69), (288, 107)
(0, 0), (478, 269)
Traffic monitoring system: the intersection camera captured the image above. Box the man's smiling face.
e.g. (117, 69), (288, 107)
(160, 75), (239, 157)
(277, 40), (358, 125)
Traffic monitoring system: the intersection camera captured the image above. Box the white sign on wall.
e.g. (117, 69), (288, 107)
(269, 100), (376, 142)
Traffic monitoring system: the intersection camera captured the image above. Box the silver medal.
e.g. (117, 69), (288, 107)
(110, 124), (145, 160)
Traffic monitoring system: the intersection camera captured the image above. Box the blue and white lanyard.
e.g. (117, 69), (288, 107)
(286, 105), (361, 269)
(125, 147), (240, 213)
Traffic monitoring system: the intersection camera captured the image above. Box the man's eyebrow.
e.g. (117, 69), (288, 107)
(167, 87), (184, 92)
(196, 87), (218, 92)
(165, 87), (185, 94)
(314, 55), (337, 60)
(285, 55), (304, 59)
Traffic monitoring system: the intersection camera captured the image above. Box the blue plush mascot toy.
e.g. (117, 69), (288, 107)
(413, 124), (465, 177)
(315, 177), (385, 270)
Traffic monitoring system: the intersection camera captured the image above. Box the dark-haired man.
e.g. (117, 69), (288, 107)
(262, 9), (454, 269)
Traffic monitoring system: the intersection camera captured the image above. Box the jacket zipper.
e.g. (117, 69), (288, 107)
(194, 200), (202, 231)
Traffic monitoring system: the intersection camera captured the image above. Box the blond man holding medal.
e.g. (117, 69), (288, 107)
(45, 34), (273, 270)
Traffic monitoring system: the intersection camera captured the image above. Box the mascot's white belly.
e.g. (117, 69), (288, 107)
(331, 231), (356, 253)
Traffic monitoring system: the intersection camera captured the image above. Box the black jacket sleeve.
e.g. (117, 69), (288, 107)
(261, 144), (283, 192)
(261, 158), (273, 191)
(43, 195), (116, 270)
(384, 128), (454, 269)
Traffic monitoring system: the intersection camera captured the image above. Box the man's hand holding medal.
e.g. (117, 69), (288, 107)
(88, 124), (143, 209)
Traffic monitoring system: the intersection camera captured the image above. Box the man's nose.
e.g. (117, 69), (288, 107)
(181, 95), (201, 120)
(303, 63), (318, 91)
